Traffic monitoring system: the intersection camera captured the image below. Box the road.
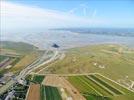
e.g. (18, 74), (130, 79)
(17, 50), (59, 80)
(0, 49), (59, 95)
(36, 51), (65, 74)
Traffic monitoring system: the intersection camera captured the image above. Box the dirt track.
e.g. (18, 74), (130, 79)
(42, 75), (86, 100)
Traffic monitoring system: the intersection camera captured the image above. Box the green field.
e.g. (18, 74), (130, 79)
(25, 74), (134, 100)
(45, 86), (62, 100)
(40, 85), (62, 100)
(32, 75), (45, 84)
(40, 85), (46, 100)
(40, 44), (134, 87)
(94, 74), (134, 95)
(88, 75), (122, 95)
(68, 75), (111, 99)
(68, 74), (134, 100)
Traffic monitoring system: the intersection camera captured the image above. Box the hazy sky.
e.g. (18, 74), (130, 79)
(1, 0), (134, 33)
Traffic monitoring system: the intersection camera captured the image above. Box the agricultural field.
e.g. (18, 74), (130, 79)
(29, 85), (62, 100)
(39, 44), (134, 89)
(0, 55), (20, 68)
(44, 86), (62, 100)
(40, 85), (46, 100)
(1, 41), (134, 100)
(68, 74), (134, 100)
(26, 74), (84, 100)
(0, 50), (41, 76)
(25, 75), (62, 100)
(32, 75), (45, 84)
(26, 84), (40, 100)
(25, 73), (134, 100)
(0, 41), (41, 74)
(9, 51), (43, 73)
(42, 75), (85, 100)
(26, 75), (62, 100)
(0, 54), (21, 75)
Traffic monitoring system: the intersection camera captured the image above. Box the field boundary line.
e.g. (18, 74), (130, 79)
(41, 85), (46, 100)
(87, 76), (115, 96)
(92, 74), (125, 94)
(78, 77), (103, 96)
(44, 86), (47, 100)
(25, 84), (31, 100)
(30, 72), (134, 93)
(96, 73), (134, 93)
(33, 73), (97, 76)
(81, 93), (109, 98)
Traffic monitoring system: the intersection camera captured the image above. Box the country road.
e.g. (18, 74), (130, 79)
(36, 50), (64, 74)
(17, 50), (59, 79)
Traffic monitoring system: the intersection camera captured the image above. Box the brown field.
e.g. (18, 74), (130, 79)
(42, 75), (86, 100)
(26, 84), (40, 100)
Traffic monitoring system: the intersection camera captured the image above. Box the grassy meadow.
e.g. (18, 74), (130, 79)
(40, 44), (134, 83)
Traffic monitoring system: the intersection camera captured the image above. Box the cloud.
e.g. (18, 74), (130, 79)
(1, 1), (104, 33)
(80, 4), (88, 16)
(68, 3), (88, 16)
(68, 7), (78, 14)
(92, 9), (97, 18)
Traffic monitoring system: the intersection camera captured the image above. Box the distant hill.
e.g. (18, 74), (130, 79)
(0, 41), (38, 54)
(53, 28), (134, 37)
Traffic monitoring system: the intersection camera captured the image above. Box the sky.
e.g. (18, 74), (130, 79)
(1, 0), (134, 33)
